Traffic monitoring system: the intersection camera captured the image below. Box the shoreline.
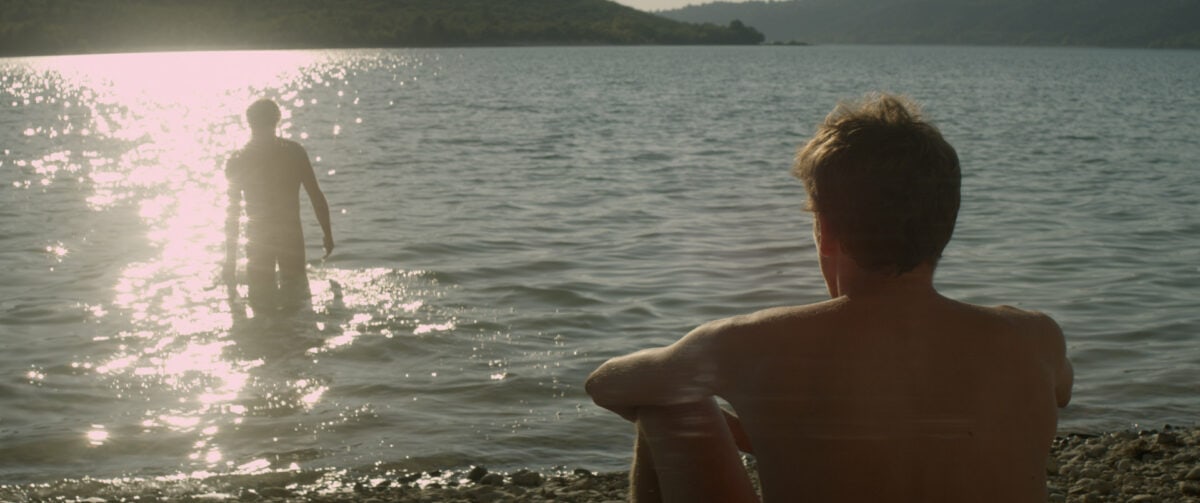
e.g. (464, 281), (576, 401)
(4, 427), (1198, 502)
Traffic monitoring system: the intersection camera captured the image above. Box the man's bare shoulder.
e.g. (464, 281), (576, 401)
(276, 138), (304, 149)
(967, 302), (1064, 340)
(702, 298), (1058, 333)
(274, 138), (308, 157)
(946, 301), (1068, 371)
(688, 299), (847, 349)
(992, 303), (1058, 322)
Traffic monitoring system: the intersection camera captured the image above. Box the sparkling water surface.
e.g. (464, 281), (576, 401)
(1, 45), (1198, 489)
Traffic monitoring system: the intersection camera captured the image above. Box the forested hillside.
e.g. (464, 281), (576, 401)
(0, 0), (764, 57)
(661, 0), (1200, 48)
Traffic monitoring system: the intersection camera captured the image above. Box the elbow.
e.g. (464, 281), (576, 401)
(584, 365), (619, 407)
(583, 369), (605, 403)
(1055, 379), (1073, 409)
(1055, 361), (1074, 408)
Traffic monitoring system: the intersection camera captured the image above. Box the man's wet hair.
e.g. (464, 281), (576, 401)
(246, 99), (281, 132)
(793, 93), (961, 275)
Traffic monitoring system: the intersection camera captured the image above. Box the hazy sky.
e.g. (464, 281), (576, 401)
(614, 0), (744, 12)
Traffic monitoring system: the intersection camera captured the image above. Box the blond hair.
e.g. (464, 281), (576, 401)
(793, 94), (960, 274)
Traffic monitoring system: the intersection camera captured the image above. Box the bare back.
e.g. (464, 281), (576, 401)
(711, 294), (1069, 502)
(225, 136), (331, 310)
(226, 138), (310, 240)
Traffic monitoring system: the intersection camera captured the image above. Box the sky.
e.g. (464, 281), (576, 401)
(613, 0), (748, 12)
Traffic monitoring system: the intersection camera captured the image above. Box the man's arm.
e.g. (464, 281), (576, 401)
(297, 146), (334, 258)
(591, 323), (758, 503)
(1004, 307), (1073, 409)
(635, 399), (758, 503)
(586, 321), (729, 422)
(1046, 316), (1073, 408)
(223, 159), (241, 285)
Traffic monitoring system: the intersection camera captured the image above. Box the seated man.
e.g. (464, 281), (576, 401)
(586, 94), (1072, 502)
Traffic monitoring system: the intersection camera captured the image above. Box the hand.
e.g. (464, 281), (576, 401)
(323, 234), (335, 259)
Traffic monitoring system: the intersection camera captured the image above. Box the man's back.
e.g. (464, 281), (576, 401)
(227, 138), (308, 236)
(712, 290), (1069, 501)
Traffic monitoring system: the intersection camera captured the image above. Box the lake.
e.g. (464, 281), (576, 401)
(1, 45), (1198, 492)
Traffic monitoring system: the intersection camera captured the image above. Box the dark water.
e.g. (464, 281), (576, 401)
(1, 46), (1198, 493)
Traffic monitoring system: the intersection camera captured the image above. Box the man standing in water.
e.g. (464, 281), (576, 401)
(224, 98), (334, 312)
(586, 94), (1072, 502)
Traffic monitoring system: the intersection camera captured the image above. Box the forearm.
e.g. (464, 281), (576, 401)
(586, 349), (713, 421)
(312, 191), (332, 239)
(588, 325), (726, 424)
(224, 203), (240, 266)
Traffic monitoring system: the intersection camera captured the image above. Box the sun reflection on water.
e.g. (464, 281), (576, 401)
(3, 48), (459, 481)
(10, 50), (346, 475)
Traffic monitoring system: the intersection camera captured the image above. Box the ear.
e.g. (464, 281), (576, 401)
(814, 213), (840, 257)
(813, 213), (841, 298)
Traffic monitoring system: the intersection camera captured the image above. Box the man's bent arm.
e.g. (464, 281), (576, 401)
(636, 399), (758, 503)
(586, 323), (727, 421)
(1048, 317), (1073, 408)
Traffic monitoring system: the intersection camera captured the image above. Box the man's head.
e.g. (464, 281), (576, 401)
(793, 94), (960, 275)
(246, 99), (281, 135)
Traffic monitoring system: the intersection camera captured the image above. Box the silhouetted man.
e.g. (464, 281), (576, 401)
(224, 99), (333, 312)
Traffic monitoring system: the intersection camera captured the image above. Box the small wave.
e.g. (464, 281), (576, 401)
(485, 284), (604, 309)
(630, 151), (673, 162)
(0, 300), (86, 326)
(1057, 134), (1101, 141)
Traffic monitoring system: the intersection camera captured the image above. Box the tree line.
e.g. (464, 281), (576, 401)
(0, 0), (765, 57)
(661, 0), (1200, 48)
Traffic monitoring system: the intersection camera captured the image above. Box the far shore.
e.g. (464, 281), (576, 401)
(12, 41), (1200, 61)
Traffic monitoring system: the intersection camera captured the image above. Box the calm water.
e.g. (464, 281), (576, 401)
(1, 45), (1198, 492)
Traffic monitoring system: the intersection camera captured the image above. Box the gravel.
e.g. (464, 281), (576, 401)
(3, 427), (1197, 502)
(297, 426), (1200, 502)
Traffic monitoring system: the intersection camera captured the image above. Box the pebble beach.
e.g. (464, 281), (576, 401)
(4, 427), (1197, 502)
(1046, 427), (1200, 503)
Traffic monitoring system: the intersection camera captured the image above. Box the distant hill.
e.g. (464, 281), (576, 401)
(660, 0), (1200, 48)
(0, 0), (764, 57)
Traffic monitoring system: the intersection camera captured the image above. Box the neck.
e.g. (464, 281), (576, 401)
(830, 261), (938, 300)
(250, 130), (276, 142)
